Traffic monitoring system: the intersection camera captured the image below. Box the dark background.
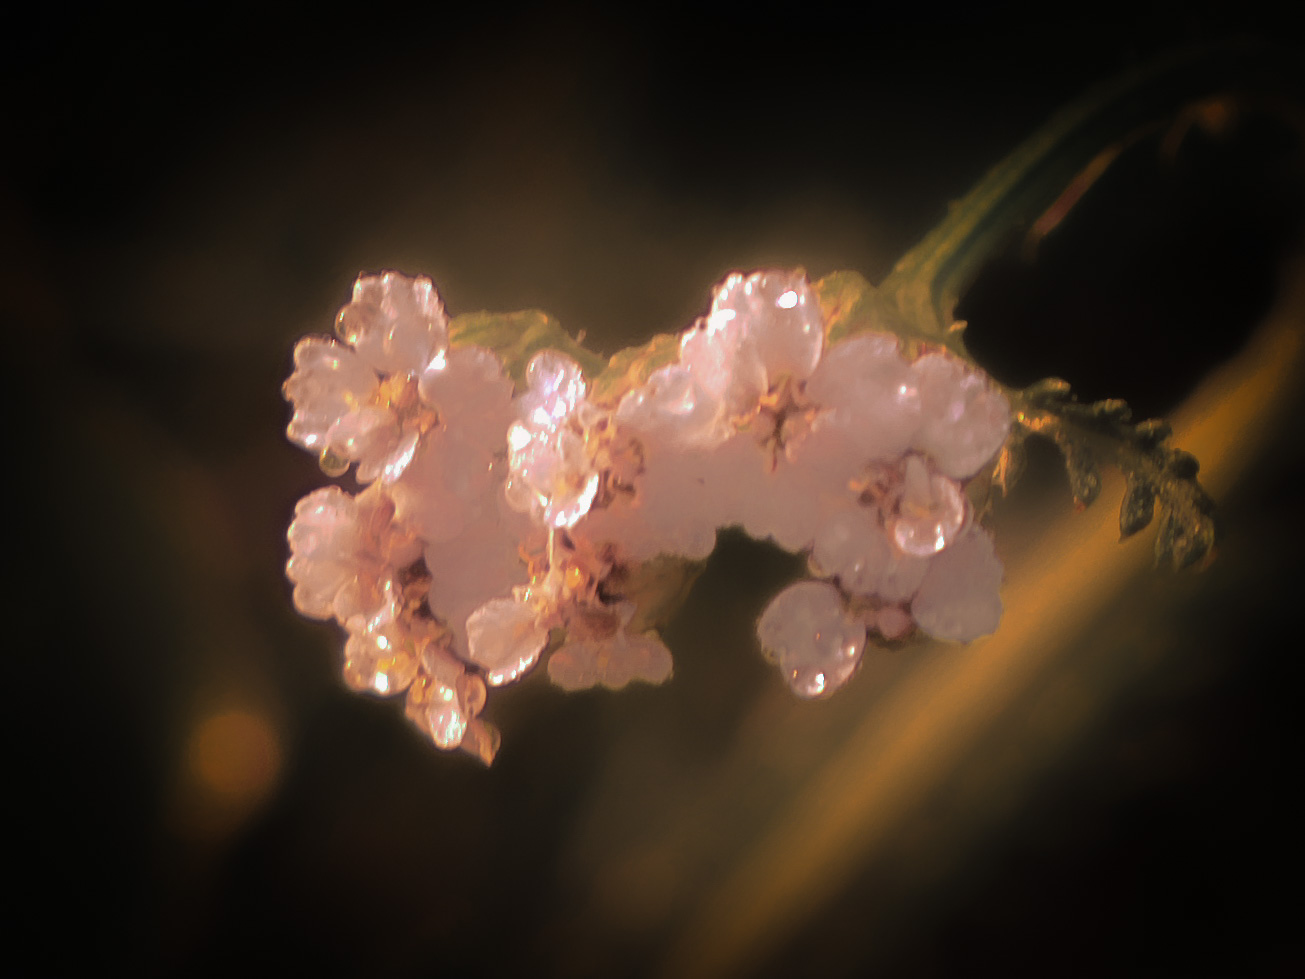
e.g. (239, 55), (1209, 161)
(8, 3), (1304, 976)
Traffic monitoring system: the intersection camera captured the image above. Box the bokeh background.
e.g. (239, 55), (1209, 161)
(10, 3), (1304, 975)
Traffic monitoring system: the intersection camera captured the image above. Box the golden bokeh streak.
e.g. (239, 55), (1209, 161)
(663, 262), (1305, 979)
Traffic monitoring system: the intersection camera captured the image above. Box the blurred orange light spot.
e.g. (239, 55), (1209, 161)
(189, 709), (282, 805)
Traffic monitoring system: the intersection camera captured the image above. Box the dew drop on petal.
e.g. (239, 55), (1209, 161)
(406, 671), (460, 748)
(404, 647), (489, 750)
(757, 580), (866, 699)
(342, 605), (419, 696)
(318, 447), (351, 478)
(889, 455), (968, 557)
(427, 701), (470, 749)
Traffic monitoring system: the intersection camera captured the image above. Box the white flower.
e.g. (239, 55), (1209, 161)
(388, 345), (515, 544)
(465, 595), (550, 687)
(341, 584), (421, 696)
(804, 333), (920, 462)
(405, 644), (489, 751)
(912, 352), (1011, 480)
(547, 603), (673, 692)
(336, 271), (449, 375)
(285, 483), (420, 622)
(689, 269), (824, 411)
(809, 504), (930, 603)
(757, 580), (867, 699)
(284, 271), (452, 483)
(910, 525), (1004, 641)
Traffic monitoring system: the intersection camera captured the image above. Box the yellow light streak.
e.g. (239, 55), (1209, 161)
(662, 264), (1305, 979)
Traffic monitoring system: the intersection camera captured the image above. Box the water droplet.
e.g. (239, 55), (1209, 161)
(319, 447), (350, 477)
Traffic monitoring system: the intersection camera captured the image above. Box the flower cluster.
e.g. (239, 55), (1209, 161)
(284, 269), (1011, 762)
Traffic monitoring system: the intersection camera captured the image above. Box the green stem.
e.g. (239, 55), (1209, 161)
(877, 41), (1296, 345)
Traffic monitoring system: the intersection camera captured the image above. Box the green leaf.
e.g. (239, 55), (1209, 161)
(1154, 502), (1216, 571)
(1119, 473), (1157, 540)
(1166, 450), (1201, 480)
(877, 41), (1292, 343)
(1025, 377), (1073, 406)
(589, 331), (682, 406)
(1092, 399), (1133, 424)
(1012, 380), (1217, 569)
(1053, 431), (1102, 508)
(1134, 419), (1173, 448)
(814, 271), (880, 346)
(1152, 452), (1217, 570)
(814, 270), (967, 355)
(598, 554), (705, 634)
(449, 309), (606, 388)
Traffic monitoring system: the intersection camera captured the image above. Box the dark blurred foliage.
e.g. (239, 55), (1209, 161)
(6, 2), (1304, 976)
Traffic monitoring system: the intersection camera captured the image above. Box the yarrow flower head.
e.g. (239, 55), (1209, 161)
(284, 268), (1012, 762)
